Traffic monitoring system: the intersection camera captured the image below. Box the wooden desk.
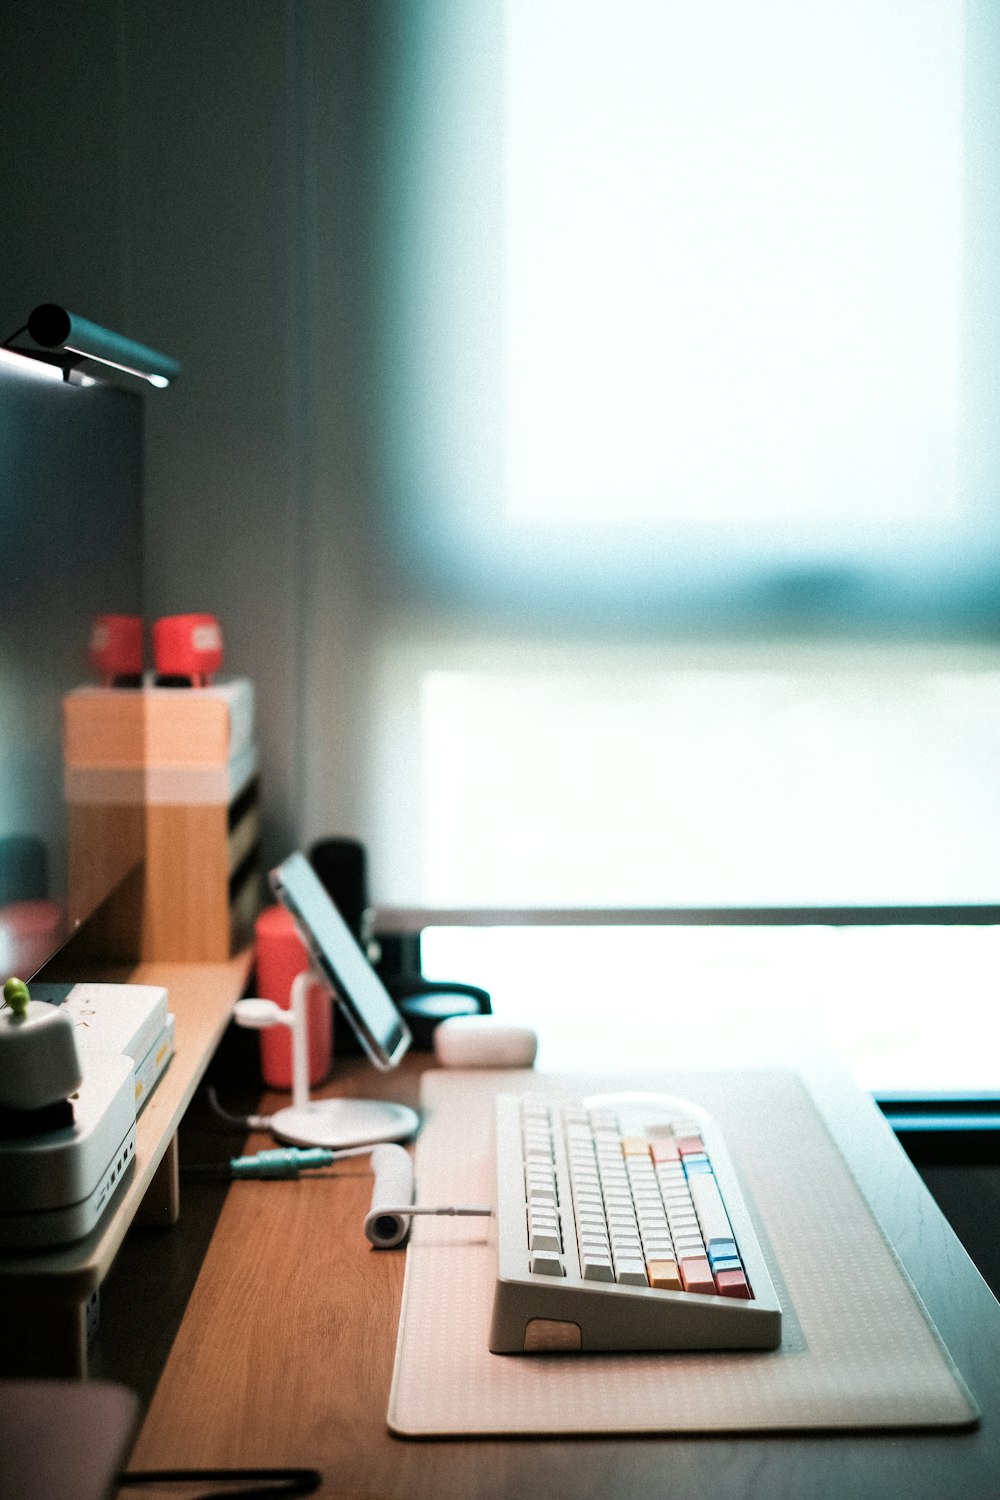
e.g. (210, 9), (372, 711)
(125, 1012), (1000, 1500)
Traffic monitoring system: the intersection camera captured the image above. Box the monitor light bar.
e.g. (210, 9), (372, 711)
(8, 304), (180, 390)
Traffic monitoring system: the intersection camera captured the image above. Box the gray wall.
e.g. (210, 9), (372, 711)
(0, 2), (381, 870)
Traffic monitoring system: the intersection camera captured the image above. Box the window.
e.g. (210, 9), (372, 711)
(372, 0), (1000, 631)
(354, 3), (1000, 911)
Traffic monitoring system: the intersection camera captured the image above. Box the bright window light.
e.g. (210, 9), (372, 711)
(402, 654), (1000, 908)
(503, 0), (964, 528)
(375, 0), (993, 621)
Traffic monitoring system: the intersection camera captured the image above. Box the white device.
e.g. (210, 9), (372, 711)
(235, 980), (418, 1148)
(0, 982), (174, 1249)
(433, 1015), (538, 1069)
(0, 1051), (137, 1248)
(235, 853), (422, 1149)
(270, 852), (410, 1069)
(488, 1091), (782, 1353)
(0, 996), (83, 1111)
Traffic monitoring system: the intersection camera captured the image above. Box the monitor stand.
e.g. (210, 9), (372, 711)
(234, 972), (419, 1148)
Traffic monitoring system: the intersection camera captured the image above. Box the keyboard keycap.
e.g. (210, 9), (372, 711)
(529, 1225), (562, 1252)
(581, 1253), (615, 1282)
(678, 1256), (716, 1295)
(647, 1258), (682, 1290)
(716, 1268), (752, 1298)
(530, 1251), (564, 1276)
(615, 1259), (648, 1286)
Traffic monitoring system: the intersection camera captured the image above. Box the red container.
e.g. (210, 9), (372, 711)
(0, 899), (64, 978)
(254, 905), (332, 1088)
(89, 614), (143, 683)
(153, 613), (224, 684)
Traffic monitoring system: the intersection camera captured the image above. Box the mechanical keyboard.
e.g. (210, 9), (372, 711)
(489, 1091), (782, 1353)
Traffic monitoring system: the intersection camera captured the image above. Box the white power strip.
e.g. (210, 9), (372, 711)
(0, 1049), (137, 1248)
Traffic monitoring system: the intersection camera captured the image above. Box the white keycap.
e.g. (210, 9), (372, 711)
(578, 1220), (607, 1241)
(527, 1206), (560, 1230)
(529, 1225), (562, 1252)
(689, 1172), (734, 1246)
(581, 1254), (615, 1282)
(530, 1251), (564, 1276)
(528, 1186), (558, 1207)
(616, 1260), (648, 1285)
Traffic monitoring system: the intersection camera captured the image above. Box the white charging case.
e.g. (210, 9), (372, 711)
(433, 1015), (538, 1069)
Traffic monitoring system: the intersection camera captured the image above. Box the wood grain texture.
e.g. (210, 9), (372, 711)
(69, 791), (262, 963)
(142, 803), (233, 960)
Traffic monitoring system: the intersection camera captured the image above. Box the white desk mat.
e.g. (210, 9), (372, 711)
(387, 1069), (979, 1437)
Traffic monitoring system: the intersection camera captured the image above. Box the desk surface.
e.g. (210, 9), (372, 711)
(123, 1001), (1000, 1500)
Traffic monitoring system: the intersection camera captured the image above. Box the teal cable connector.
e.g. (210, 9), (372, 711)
(181, 1142), (376, 1181)
(230, 1147), (339, 1179)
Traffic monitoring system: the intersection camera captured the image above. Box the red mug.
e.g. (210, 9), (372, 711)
(153, 613), (224, 685)
(88, 614), (144, 685)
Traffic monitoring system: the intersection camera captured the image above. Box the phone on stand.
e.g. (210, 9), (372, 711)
(269, 851), (411, 1071)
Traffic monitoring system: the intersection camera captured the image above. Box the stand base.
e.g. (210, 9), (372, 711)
(269, 1098), (419, 1149)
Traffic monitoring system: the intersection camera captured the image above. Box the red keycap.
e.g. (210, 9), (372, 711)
(715, 1269), (752, 1299)
(676, 1135), (705, 1156)
(678, 1256), (715, 1295)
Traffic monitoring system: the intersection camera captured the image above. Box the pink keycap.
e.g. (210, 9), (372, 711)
(676, 1135), (705, 1156)
(679, 1256), (715, 1295)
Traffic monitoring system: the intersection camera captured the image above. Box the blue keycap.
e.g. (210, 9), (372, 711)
(707, 1237), (738, 1263)
(709, 1256), (742, 1274)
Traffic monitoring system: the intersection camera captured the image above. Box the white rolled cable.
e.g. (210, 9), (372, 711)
(365, 1144), (416, 1248)
(363, 1143), (492, 1249)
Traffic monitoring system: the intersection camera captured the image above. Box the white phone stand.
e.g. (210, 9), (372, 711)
(234, 972), (418, 1149)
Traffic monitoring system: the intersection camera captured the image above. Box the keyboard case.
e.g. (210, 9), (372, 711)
(489, 1092), (782, 1353)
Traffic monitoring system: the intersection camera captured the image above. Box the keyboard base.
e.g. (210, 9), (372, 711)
(490, 1275), (782, 1354)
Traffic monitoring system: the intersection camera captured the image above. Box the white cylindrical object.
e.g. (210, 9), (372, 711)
(0, 1000), (83, 1111)
(364, 1143), (415, 1248)
(289, 970), (313, 1112)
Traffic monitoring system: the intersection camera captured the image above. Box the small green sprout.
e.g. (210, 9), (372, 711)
(3, 977), (30, 1018)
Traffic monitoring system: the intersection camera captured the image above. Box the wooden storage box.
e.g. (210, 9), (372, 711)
(63, 681), (261, 962)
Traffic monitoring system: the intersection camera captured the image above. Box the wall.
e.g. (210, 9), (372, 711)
(0, 2), (384, 871)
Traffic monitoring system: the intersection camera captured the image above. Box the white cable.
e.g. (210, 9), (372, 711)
(364, 1143), (491, 1248)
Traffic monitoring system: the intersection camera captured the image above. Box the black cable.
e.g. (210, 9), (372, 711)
(118, 1467), (321, 1498)
(205, 1084), (272, 1132)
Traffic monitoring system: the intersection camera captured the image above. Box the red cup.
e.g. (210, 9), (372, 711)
(0, 900), (65, 978)
(88, 614), (144, 684)
(153, 613), (224, 685)
(254, 905), (332, 1088)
